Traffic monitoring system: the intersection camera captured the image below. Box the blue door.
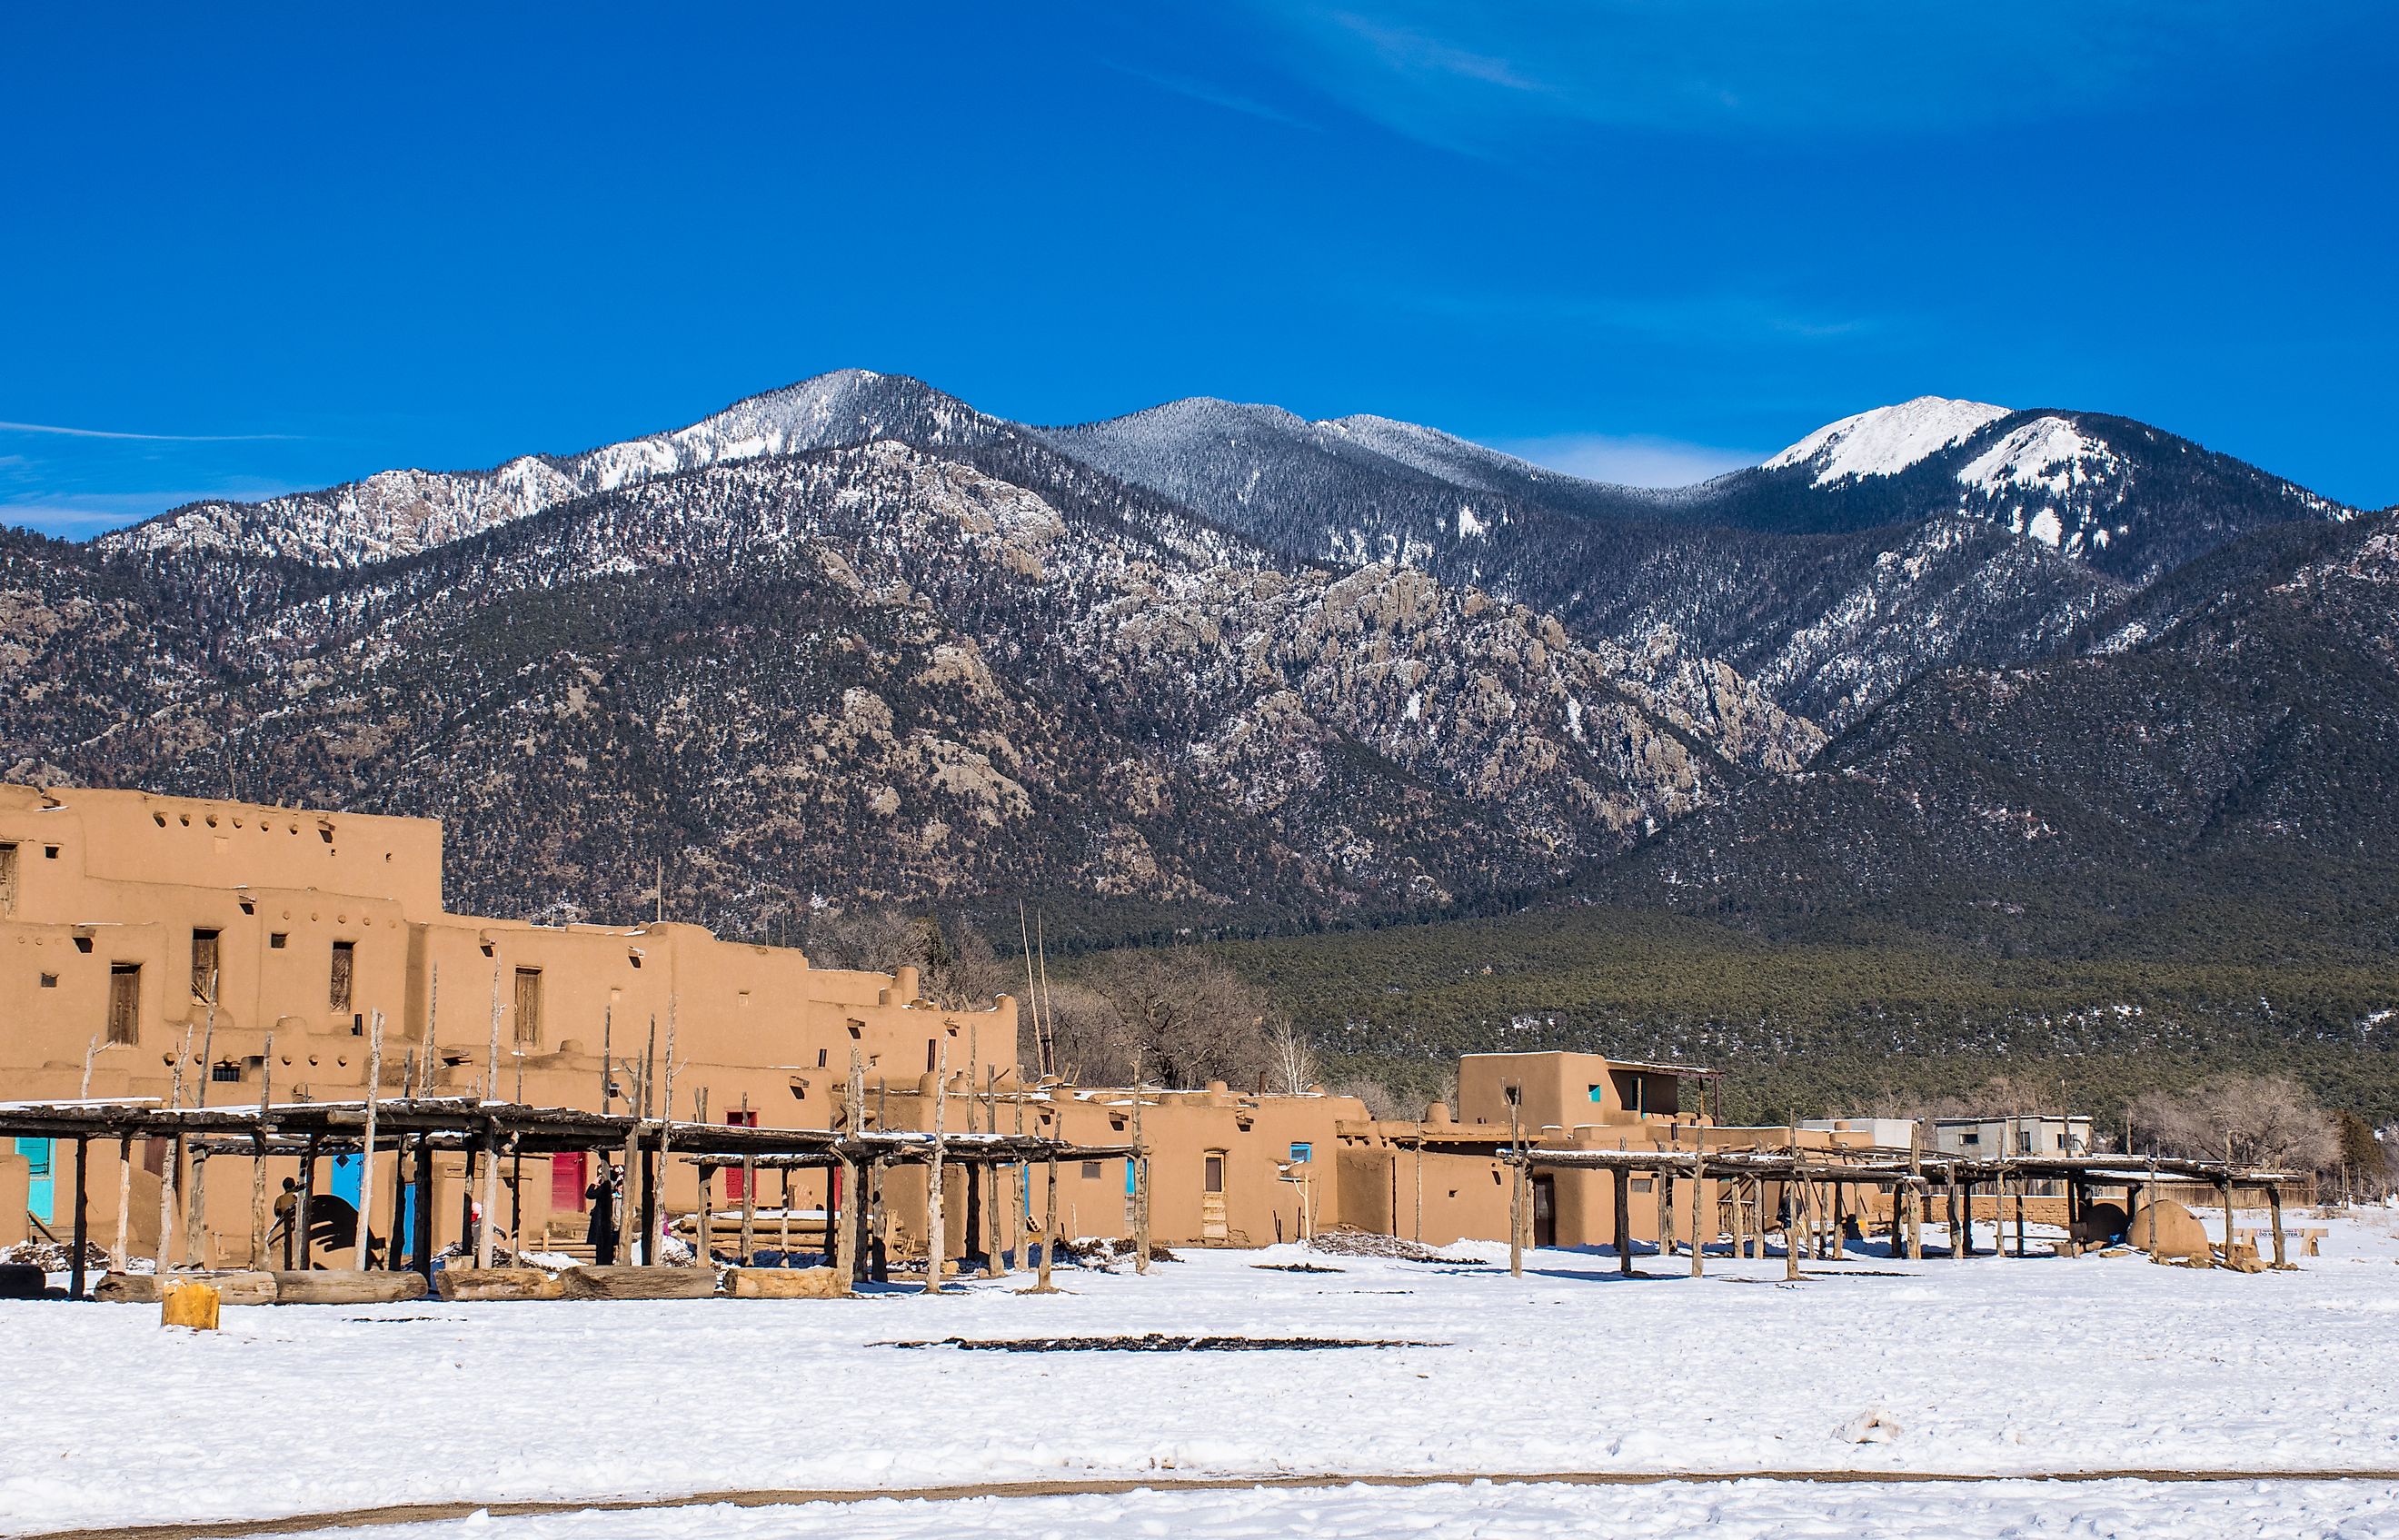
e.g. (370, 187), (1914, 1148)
(15, 1138), (52, 1226)
(328, 1152), (363, 1206)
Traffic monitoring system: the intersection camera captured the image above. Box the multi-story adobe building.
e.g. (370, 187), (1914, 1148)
(3, 785), (1852, 1269)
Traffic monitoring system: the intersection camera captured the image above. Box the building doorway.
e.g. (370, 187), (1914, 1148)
(1532, 1174), (1558, 1248)
(15, 1138), (52, 1226)
(1201, 1149), (1229, 1242)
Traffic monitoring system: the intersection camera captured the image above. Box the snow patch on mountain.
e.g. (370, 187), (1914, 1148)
(1766, 397), (2013, 485)
(1956, 416), (2123, 499)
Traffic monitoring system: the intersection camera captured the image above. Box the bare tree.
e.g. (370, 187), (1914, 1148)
(801, 907), (1013, 1009)
(1077, 949), (1278, 1090)
(2129, 1074), (2337, 1169)
(1264, 1013), (1319, 1096)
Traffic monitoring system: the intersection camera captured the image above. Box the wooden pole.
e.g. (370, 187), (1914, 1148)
(1906, 1127), (1924, 1262)
(739, 1157), (757, 1267)
(2268, 1182), (2287, 1267)
(356, 1010), (383, 1269)
(484, 961), (503, 1101)
(156, 1022), (191, 1273)
(832, 1155), (859, 1291)
(1687, 1150), (1705, 1277)
(1033, 1147), (1060, 1291)
(70, 1137), (89, 1299)
(411, 1136), (434, 1278)
(698, 1162), (716, 1267)
(1614, 1167), (1633, 1275)
(658, 1001), (681, 1260)
(1730, 1173), (1747, 1262)
(423, 962), (440, 1096)
(182, 976), (220, 1268)
(1507, 1096), (1525, 1278)
(1130, 1069), (1150, 1275)
(779, 1167), (793, 1265)
(2218, 1173), (2235, 1268)
(112, 1135), (132, 1273)
(475, 1116), (500, 1268)
(248, 1036), (273, 1268)
(925, 1033), (951, 1291)
(619, 1045), (644, 1265)
(296, 1134), (317, 1269)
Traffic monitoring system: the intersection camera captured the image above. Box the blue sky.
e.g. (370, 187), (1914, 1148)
(4, 2), (2393, 537)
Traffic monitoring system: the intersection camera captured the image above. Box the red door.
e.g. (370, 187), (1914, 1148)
(724, 1109), (759, 1199)
(552, 1151), (587, 1212)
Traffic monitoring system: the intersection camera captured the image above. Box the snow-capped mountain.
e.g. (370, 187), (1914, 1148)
(9, 369), (2374, 951)
(98, 370), (1005, 567)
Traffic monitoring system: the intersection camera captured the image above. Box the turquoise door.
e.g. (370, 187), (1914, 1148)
(15, 1138), (52, 1226)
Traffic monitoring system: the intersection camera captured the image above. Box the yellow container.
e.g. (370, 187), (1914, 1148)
(161, 1279), (221, 1331)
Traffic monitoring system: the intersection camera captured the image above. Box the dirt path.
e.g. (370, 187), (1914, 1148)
(24, 1467), (2399, 1540)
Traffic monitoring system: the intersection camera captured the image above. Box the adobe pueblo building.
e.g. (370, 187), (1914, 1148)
(0, 785), (1872, 1277)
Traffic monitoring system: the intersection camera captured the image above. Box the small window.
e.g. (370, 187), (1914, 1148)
(1631, 1178), (1654, 1193)
(43, 844), (59, 859)
(38, 973), (56, 989)
(330, 939), (355, 1011)
(1588, 1084), (1605, 1103)
(73, 936), (93, 954)
(0, 842), (17, 912)
(846, 1022), (862, 1039)
(1204, 1154), (1226, 1194)
(317, 824), (334, 844)
(1962, 1131), (1981, 1147)
(926, 1039), (938, 1072)
(1288, 1141), (1312, 1164)
(270, 932), (288, 949)
(627, 950), (641, 968)
(1080, 1161), (1102, 1179)
(816, 1048), (829, 1068)
(107, 964), (140, 1045)
(1503, 1085), (1521, 1106)
(210, 1061), (242, 1084)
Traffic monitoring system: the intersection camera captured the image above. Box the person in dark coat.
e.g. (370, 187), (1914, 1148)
(586, 1164), (622, 1265)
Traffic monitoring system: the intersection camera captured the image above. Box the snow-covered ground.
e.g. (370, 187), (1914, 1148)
(5, 1210), (2396, 1537)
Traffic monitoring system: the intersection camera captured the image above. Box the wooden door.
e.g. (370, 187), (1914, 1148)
(1532, 1175), (1558, 1248)
(513, 968), (543, 1046)
(1201, 1151), (1229, 1242)
(107, 964), (140, 1045)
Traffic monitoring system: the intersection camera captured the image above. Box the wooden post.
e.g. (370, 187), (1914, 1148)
(1507, 1095), (1525, 1277)
(1783, 1176), (1801, 1280)
(1130, 1071), (1150, 1276)
(155, 1026), (189, 1274)
(1730, 1172), (1747, 1262)
(475, 1117), (500, 1268)
(484, 961), (503, 1101)
(1687, 1151), (1705, 1277)
(739, 1157), (757, 1267)
(698, 1162), (717, 1267)
(2268, 1182), (2288, 1267)
(250, 1033), (274, 1268)
(925, 1032), (950, 1292)
(411, 1136), (434, 1278)
(832, 1156), (859, 1292)
(1906, 1127), (1924, 1262)
(296, 1135), (318, 1269)
(658, 1003), (681, 1261)
(113, 1136), (132, 1273)
(184, 976), (219, 1267)
(70, 1137), (89, 1298)
(1032, 1148), (1060, 1292)
(2218, 1175), (2235, 1268)
(620, 1042), (646, 1265)
(1613, 1167), (1633, 1275)
(779, 1167), (793, 1264)
(356, 1010), (383, 1269)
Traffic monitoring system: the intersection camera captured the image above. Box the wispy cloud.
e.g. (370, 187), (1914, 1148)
(1491, 432), (1761, 488)
(1243, 2), (2374, 148)
(0, 485), (296, 539)
(0, 419), (298, 442)
(1105, 61), (1321, 131)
